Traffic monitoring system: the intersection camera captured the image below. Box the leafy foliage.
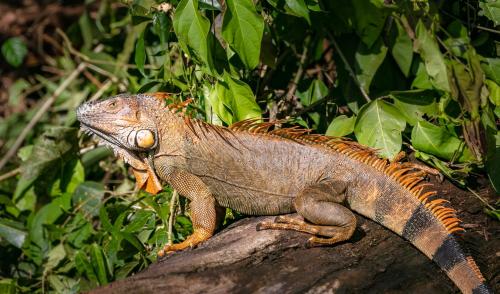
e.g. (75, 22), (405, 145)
(0, 0), (498, 292)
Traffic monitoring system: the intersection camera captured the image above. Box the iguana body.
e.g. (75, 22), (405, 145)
(77, 93), (490, 294)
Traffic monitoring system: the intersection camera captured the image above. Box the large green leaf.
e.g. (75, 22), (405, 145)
(355, 38), (388, 94)
(354, 99), (406, 159)
(411, 120), (475, 162)
(326, 115), (356, 137)
(173, 0), (212, 67)
(390, 18), (413, 77)
(222, 0), (264, 69)
(223, 72), (261, 122)
(415, 20), (450, 92)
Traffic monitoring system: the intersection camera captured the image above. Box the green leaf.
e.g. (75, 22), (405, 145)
(90, 243), (108, 285)
(355, 38), (388, 94)
(44, 243), (66, 273)
(415, 20), (450, 92)
(124, 210), (154, 233)
(221, 0), (264, 69)
(135, 30), (146, 76)
(75, 250), (99, 284)
(479, 0), (500, 25)
(207, 82), (234, 124)
(173, 0), (212, 67)
(354, 99), (406, 159)
(414, 150), (467, 186)
(485, 80), (500, 105)
(390, 18), (413, 77)
(0, 218), (26, 248)
(0, 279), (16, 294)
(352, 0), (389, 47)
(390, 89), (437, 125)
(1, 37), (27, 67)
(481, 58), (500, 84)
(284, 0), (311, 24)
(326, 115), (356, 137)
(486, 132), (500, 193)
(29, 201), (63, 250)
(223, 72), (262, 122)
(411, 120), (474, 162)
(297, 79), (329, 106)
(72, 182), (105, 217)
(13, 127), (78, 202)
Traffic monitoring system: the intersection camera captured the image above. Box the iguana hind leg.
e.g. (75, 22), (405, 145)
(257, 181), (356, 246)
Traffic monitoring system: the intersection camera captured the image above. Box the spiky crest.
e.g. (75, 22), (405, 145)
(229, 118), (464, 235)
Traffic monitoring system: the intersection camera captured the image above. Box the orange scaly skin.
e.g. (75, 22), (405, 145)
(76, 93), (491, 294)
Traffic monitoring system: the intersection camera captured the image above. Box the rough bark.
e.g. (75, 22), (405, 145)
(92, 179), (498, 294)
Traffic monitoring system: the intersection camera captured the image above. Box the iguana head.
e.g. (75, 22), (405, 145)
(77, 93), (167, 194)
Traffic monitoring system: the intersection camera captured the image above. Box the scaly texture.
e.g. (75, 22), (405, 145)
(76, 93), (491, 294)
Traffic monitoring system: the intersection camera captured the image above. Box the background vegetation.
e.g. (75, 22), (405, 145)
(0, 0), (498, 292)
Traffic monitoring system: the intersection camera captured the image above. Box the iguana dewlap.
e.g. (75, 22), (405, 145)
(76, 93), (491, 294)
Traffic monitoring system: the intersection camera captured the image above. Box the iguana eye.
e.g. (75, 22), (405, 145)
(135, 129), (155, 149)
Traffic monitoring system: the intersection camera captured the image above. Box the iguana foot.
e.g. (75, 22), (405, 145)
(157, 230), (210, 257)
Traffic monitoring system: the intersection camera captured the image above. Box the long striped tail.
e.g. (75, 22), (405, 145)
(400, 203), (490, 294)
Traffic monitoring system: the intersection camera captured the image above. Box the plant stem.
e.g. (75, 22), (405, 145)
(167, 190), (179, 245)
(326, 31), (371, 103)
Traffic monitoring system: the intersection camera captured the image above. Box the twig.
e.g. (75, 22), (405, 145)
(466, 187), (496, 211)
(326, 31), (371, 103)
(285, 36), (311, 102)
(0, 168), (20, 182)
(89, 79), (113, 102)
(0, 62), (87, 171)
(167, 190), (179, 245)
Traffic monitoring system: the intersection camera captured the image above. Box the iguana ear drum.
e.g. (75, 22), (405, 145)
(135, 129), (155, 149)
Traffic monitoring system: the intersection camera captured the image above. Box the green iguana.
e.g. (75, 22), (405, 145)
(76, 93), (491, 294)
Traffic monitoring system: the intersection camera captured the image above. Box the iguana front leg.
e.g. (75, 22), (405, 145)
(158, 170), (222, 256)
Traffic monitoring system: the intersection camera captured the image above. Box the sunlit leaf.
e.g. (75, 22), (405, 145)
(222, 0), (264, 69)
(354, 99), (406, 159)
(173, 0), (212, 67)
(411, 120), (475, 162)
(326, 115), (356, 137)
